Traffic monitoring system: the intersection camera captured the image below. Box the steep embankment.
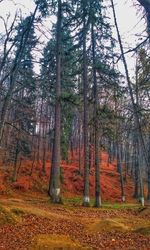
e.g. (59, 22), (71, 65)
(61, 151), (134, 202)
(0, 151), (134, 202)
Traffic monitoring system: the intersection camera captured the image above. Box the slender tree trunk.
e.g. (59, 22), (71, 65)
(125, 142), (130, 179)
(133, 141), (139, 198)
(89, 127), (93, 170)
(49, 0), (62, 203)
(138, 139), (145, 206)
(42, 119), (46, 174)
(12, 138), (19, 182)
(111, 0), (150, 202)
(82, 3), (90, 207)
(78, 113), (82, 174)
(30, 150), (36, 176)
(117, 145), (125, 202)
(91, 24), (101, 207)
(147, 134), (150, 202)
(42, 104), (48, 174)
(37, 98), (43, 163)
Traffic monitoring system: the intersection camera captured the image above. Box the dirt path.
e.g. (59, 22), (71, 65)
(0, 197), (150, 250)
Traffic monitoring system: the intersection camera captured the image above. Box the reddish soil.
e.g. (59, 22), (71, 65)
(0, 151), (135, 202)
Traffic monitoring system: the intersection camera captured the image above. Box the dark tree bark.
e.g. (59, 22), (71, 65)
(147, 135), (150, 202)
(117, 144), (126, 202)
(78, 113), (82, 174)
(91, 23), (101, 207)
(133, 140), (139, 198)
(37, 98), (44, 163)
(82, 1), (90, 207)
(48, 0), (62, 203)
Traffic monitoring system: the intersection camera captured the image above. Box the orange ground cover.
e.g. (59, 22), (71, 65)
(0, 151), (135, 202)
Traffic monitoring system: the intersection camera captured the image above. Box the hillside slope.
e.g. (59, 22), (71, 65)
(0, 151), (135, 202)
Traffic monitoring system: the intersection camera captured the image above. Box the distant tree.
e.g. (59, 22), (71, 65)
(0, 6), (38, 146)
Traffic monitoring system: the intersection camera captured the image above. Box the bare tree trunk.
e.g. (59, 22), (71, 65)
(37, 98), (44, 163)
(42, 119), (46, 174)
(117, 145), (126, 202)
(91, 23), (101, 207)
(82, 3), (90, 207)
(138, 138), (145, 206)
(49, 0), (62, 203)
(147, 135), (150, 202)
(78, 113), (82, 174)
(111, 0), (150, 203)
(12, 138), (19, 182)
(30, 150), (36, 176)
(133, 140), (139, 198)
(89, 127), (93, 170)
(42, 104), (48, 174)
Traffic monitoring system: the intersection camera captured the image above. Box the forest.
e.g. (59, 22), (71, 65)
(0, 0), (150, 249)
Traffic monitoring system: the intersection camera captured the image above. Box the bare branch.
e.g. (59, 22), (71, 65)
(114, 36), (150, 64)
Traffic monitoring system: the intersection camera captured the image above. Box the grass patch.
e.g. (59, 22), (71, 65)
(11, 207), (26, 216)
(30, 234), (91, 250)
(63, 197), (82, 205)
(102, 203), (140, 210)
(134, 226), (150, 235)
(0, 205), (21, 225)
(88, 218), (129, 233)
(63, 197), (140, 210)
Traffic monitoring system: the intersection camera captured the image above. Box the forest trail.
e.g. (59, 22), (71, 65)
(0, 196), (150, 250)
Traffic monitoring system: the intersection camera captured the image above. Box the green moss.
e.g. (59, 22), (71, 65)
(63, 197), (82, 204)
(11, 207), (26, 216)
(88, 219), (129, 233)
(0, 205), (21, 225)
(30, 234), (91, 250)
(63, 198), (140, 210)
(99, 202), (141, 210)
(134, 226), (150, 235)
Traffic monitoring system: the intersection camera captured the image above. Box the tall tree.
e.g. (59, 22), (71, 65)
(49, 0), (62, 203)
(111, 0), (149, 206)
(0, 5), (38, 146)
(82, 0), (90, 207)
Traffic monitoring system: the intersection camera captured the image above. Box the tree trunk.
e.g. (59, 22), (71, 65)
(78, 113), (82, 174)
(138, 139), (145, 206)
(82, 3), (90, 207)
(37, 98), (43, 163)
(48, 0), (62, 203)
(118, 145), (125, 202)
(147, 134), (150, 202)
(133, 141), (139, 198)
(91, 23), (101, 207)
(111, 0), (150, 203)
(12, 139), (19, 182)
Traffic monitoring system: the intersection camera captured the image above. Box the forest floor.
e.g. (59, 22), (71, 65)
(0, 151), (150, 249)
(0, 194), (150, 250)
